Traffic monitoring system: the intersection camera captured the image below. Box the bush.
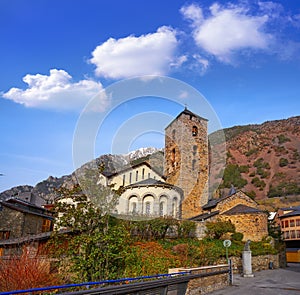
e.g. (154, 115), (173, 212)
(231, 232), (243, 241)
(277, 134), (291, 144)
(279, 158), (288, 167)
(220, 164), (248, 189)
(205, 220), (235, 239)
(251, 177), (266, 189)
(0, 249), (61, 292)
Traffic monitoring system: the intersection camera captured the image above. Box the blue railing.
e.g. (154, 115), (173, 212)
(0, 271), (190, 295)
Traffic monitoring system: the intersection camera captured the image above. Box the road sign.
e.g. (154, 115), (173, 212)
(223, 240), (231, 248)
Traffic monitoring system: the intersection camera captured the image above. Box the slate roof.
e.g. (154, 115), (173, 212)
(125, 178), (183, 194)
(278, 206), (300, 218)
(104, 161), (165, 180)
(189, 210), (219, 221)
(0, 197), (53, 219)
(165, 107), (208, 129)
(221, 204), (263, 215)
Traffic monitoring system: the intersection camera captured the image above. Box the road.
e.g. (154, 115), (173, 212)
(208, 263), (300, 295)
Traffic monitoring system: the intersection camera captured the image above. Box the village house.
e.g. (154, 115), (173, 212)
(0, 197), (53, 257)
(276, 206), (300, 262)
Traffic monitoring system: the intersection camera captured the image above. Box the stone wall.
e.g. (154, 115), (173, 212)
(219, 212), (268, 241)
(169, 264), (229, 295)
(170, 254), (280, 294)
(0, 206), (24, 238)
(217, 254), (280, 274)
(164, 111), (209, 219)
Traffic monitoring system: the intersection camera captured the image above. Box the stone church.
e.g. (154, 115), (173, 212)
(98, 108), (268, 241)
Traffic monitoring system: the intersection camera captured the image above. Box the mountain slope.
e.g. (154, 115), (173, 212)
(215, 116), (300, 200)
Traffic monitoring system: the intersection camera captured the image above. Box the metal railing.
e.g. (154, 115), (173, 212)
(0, 262), (232, 295)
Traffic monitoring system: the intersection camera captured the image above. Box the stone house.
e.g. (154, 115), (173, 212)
(0, 197), (53, 256)
(190, 190), (268, 241)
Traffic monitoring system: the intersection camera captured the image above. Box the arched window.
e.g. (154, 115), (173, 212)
(142, 168), (145, 179)
(145, 202), (151, 215)
(192, 126), (198, 136)
(159, 202), (164, 217)
(143, 195), (154, 215)
(122, 174), (125, 186)
(136, 170), (138, 181)
(129, 196), (138, 214)
(171, 148), (176, 167)
(132, 202), (137, 214)
(129, 172), (132, 184)
(172, 129), (176, 140)
(193, 145), (197, 155)
(172, 197), (178, 218)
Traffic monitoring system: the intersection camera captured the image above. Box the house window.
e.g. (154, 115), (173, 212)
(192, 126), (198, 136)
(42, 219), (52, 232)
(290, 219), (295, 227)
(123, 174), (125, 186)
(296, 219), (300, 226)
(159, 202), (164, 217)
(285, 220), (289, 228)
(296, 230), (300, 239)
(193, 145), (197, 155)
(172, 197), (178, 218)
(0, 231), (10, 240)
(145, 202), (151, 215)
(192, 159), (196, 171)
(129, 172), (132, 184)
(172, 148), (176, 167)
(142, 168), (145, 179)
(129, 196), (138, 214)
(284, 231), (290, 239)
(291, 230), (296, 239)
(132, 202), (137, 214)
(172, 129), (176, 140)
(281, 221), (285, 228)
(136, 171), (138, 182)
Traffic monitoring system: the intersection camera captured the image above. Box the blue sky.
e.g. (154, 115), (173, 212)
(0, 0), (300, 192)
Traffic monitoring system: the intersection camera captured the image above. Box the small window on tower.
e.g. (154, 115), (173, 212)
(172, 129), (176, 140)
(192, 126), (198, 136)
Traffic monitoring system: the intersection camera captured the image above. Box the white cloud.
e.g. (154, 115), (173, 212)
(90, 26), (181, 79)
(180, 3), (204, 26)
(192, 54), (209, 75)
(2, 69), (105, 111)
(181, 3), (272, 63)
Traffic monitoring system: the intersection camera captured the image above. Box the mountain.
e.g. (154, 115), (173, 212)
(1, 117), (299, 210)
(211, 116), (300, 209)
(0, 148), (163, 205)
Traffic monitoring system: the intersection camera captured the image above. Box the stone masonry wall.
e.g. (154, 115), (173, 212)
(219, 212), (268, 241)
(216, 191), (258, 212)
(165, 112), (208, 219)
(0, 206), (23, 238)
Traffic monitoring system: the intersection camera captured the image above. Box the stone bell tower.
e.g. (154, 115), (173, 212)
(164, 108), (209, 219)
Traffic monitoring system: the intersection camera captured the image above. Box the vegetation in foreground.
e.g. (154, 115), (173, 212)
(46, 184), (278, 284)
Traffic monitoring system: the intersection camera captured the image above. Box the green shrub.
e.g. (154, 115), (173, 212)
(246, 148), (258, 156)
(277, 134), (291, 144)
(220, 164), (248, 189)
(279, 158), (288, 167)
(251, 177), (266, 189)
(231, 232), (243, 241)
(205, 220), (235, 239)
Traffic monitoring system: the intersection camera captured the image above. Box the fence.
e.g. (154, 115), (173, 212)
(0, 263), (232, 295)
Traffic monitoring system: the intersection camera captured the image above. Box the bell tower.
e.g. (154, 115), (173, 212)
(164, 108), (209, 218)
